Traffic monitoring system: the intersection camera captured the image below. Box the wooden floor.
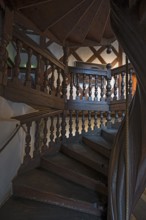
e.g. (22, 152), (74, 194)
(0, 198), (103, 220)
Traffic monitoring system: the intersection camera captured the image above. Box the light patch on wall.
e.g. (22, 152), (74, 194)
(68, 54), (77, 66)
(91, 57), (101, 64)
(76, 47), (93, 62)
(48, 42), (63, 60)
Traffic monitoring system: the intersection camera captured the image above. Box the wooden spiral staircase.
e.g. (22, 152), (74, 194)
(1, 0), (146, 219)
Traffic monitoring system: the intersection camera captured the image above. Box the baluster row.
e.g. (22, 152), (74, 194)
(9, 39), (64, 97)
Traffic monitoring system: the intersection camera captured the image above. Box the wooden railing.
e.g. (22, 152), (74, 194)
(4, 28), (66, 109)
(13, 109), (66, 171)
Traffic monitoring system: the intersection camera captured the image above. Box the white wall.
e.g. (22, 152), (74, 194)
(0, 97), (36, 206)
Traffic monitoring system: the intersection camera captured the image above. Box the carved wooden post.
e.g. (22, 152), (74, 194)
(100, 76), (104, 101)
(94, 111), (98, 130)
(82, 73), (86, 100)
(43, 60), (49, 93)
(25, 47), (32, 87)
(62, 46), (69, 100)
(56, 67), (61, 97)
(41, 117), (48, 153)
(82, 110), (85, 134)
(55, 114), (60, 144)
(50, 116), (54, 146)
(113, 75), (118, 100)
(70, 72), (73, 100)
(106, 64), (111, 101)
(121, 72), (125, 99)
(94, 75), (98, 101)
(36, 54), (42, 90)
(100, 111), (104, 128)
(75, 110), (79, 135)
(88, 75), (92, 101)
(33, 119), (41, 158)
(88, 110), (92, 131)
(14, 40), (22, 81)
(0, 7), (13, 92)
(106, 111), (112, 128)
(69, 110), (73, 138)
(76, 73), (80, 100)
(24, 122), (32, 164)
(61, 111), (67, 142)
(128, 69), (133, 100)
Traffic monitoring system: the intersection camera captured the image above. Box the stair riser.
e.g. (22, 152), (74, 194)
(82, 137), (110, 159)
(41, 159), (108, 196)
(61, 146), (108, 177)
(101, 130), (115, 144)
(13, 185), (101, 216)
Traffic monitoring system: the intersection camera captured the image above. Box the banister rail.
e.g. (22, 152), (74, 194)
(13, 27), (65, 70)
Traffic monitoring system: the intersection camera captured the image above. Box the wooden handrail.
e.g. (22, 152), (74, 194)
(111, 63), (133, 75)
(13, 27), (65, 70)
(12, 109), (63, 124)
(69, 66), (109, 77)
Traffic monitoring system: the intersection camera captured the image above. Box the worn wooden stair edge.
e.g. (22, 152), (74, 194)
(82, 136), (111, 159)
(61, 144), (108, 177)
(13, 185), (102, 216)
(41, 157), (108, 196)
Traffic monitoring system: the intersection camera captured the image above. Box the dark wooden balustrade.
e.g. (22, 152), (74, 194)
(13, 109), (65, 171)
(3, 28), (65, 109)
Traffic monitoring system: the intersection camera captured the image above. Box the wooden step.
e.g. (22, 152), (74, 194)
(82, 134), (112, 158)
(101, 128), (117, 144)
(13, 169), (105, 216)
(0, 197), (102, 220)
(61, 142), (109, 177)
(41, 153), (107, 195)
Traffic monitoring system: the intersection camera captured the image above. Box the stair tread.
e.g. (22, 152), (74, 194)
(13, 169), (101, 205)
(62, 142), (108, 169)
(83, 135), (112, 150)
(0, 198), (101, 220)
(42, 152), (105, 183)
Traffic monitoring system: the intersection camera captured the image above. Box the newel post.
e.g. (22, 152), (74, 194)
(62, 46), (69, 100)
(0, 6), (13, 94)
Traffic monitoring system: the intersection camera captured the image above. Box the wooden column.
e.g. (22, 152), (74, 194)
(62, 46), (69, 100)
(0, 7), (13, 94)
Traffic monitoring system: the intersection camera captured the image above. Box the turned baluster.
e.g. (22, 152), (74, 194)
(82, 73), (86, 100)
(69, 110), (73, 138)
(88, 110), (92, 131)
(100, 111), (104, 128)
(106, 111), (112, 128)
(88, 74), (92, 101)
(76, 73), (80, 100)
(100, 76), (104, 101)
(121, 72), (125, 99)
(115, 111), (119, 123)
(61, 111), (66, 142)
(70, 72), (73, 100)
(23, 122), (32, 163)
(14, 40), (22, 81)
(56, 67), (61, 97)
(41, 117), (48, 153)
(50, 116), (54, 146)
(106, 76), (111, 101)
(94, 75), (98, 101)
(49, 64), (55, 95)
(25, 47), (32, 87)
(55, 114), (60, 144)
(36, 54), (42, 90)
(81, 111), (85, 134)
(43, 61), (49, 93)
(94, 111), (98, 130)
(75, 110), (79, 135)
(128, 69), (133, 99)
(122, 111), (125, 120)
(33, 119), (41, 158)
(113, 75), (118, 100)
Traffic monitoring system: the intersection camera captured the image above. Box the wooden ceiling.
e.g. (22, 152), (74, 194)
(5, 0), (116, 47)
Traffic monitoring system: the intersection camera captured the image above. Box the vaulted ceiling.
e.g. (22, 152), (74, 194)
(5, 0), (116, 47)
